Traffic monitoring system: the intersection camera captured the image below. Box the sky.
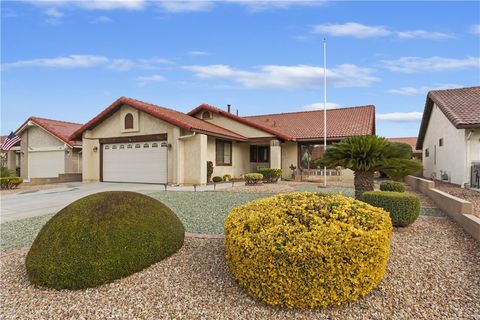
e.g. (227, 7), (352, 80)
(1, 0), (479, 138)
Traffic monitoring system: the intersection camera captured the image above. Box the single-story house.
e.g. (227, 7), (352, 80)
(71, 97), (375, 185)
(15, 117), (83, 182)
(387, 137), (422, 160)
(0, 135), (21, 172)
(417, 86), (480, 187)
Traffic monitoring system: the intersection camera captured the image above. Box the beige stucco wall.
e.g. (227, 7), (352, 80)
(422, 104), (468, 185)
(183, 133), (207, 184)
(194, 111), (275, 138)
(207, 136), (250, 179)
(82, 104), (177, 183)
(18, 124), (81, 179)
(281, 141), (298, 179)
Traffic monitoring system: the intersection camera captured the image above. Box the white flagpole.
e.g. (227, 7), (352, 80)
(323, 38), (327, 187)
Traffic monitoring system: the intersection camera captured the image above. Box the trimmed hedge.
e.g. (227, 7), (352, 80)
(380, 181), (405, 192)
(25, 191), (185, 289)
(212, 176), (223, 183)
(362, 191), (420, 227)
(257, 168), (282, 183)
(0, 177), (23, 189)
(225, 192), (392, 308)
(244, 173), (263, 185)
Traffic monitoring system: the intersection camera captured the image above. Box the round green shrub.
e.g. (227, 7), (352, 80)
(223, 174), (232, 181)
(26, 191), (185, 289)
(380, 181), (405, 192)
(362, 191), (420, 227)
(224, 192), (392, 308)
(212, 176), (223, 183)
(244, 173), (263, 185)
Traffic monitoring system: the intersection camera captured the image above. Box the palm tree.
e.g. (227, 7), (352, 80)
(322, 136), (422, 199)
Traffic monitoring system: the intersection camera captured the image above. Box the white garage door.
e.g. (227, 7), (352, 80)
(29, 150), (65, 178)
(102, 141), (167, 184)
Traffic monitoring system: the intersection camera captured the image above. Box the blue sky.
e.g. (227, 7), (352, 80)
(2, 1), (479, 137)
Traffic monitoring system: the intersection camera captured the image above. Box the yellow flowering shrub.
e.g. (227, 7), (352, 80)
(224, 192), (392, 308)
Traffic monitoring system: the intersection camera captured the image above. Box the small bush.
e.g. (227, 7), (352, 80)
(225, 192), (392, 308)
(207, 161), (214, 182)
(244, 173), (263, 185)
(257, 168), (282, 183)
(222, 174), (232, 181)
(212, 176), (223, 183)
(0, 177), (23, 189)
(380, 181), (405, 192)
(26, 191), (185, 289)
(0, 166), (12, 177)
(362, 191), (420, 227)
(231, 177), (244, 182)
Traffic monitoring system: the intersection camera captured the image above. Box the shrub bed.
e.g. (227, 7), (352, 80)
(212, 176), (223, 183)
(223, 174), (232, 181)
(257, 168), (282, 183)
(0, 177), (23, 189)
(25, 191), (185, 289)
(244, 173), (263, 185)
(380, 181), (405, 192)
(224, 192), (392, 308)
(362, 191), (420, 227)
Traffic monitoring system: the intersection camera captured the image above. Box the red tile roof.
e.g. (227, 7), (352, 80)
(417, 86), (480, 149)
(244, 105), (376, 140)
(387, 137), (420, 152)
(188, 104), (292, 140)
(71, 97), (247, 141)
(16, 117), (83, 147)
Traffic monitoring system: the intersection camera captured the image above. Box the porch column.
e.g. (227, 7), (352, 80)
(270, 139), (281, 169)
(6, 150), (16, 171)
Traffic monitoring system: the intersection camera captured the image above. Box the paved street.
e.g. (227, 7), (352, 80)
(0, 182), (234, 223)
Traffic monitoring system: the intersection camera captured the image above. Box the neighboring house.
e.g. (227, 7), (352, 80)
(0, 136), (21, 171)
(72, 97), (375, 185)
(15, 117), (83, 182)
(387, 137), (422, 160)
(417, 86), (480, 187)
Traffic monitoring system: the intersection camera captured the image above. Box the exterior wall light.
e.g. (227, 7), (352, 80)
(93, 146), (98, 152)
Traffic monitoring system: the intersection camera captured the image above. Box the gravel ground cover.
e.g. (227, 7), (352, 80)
(1, 216), (478, 319)
(434, 181), (480, 218)
(0, 213), (54, 252)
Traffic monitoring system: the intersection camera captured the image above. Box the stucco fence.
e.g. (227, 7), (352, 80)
(405, 175), (480, 241)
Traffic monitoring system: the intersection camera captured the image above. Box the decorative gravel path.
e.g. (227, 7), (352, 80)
(1, 216), (479, 319)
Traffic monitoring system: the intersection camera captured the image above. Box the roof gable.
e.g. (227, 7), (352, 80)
(16, 117), (83, 147)
(244, 105), (376, 140)
(417, 86), (480, 149)
(188, 104), (292, 140)
(70, 97), (247, 141)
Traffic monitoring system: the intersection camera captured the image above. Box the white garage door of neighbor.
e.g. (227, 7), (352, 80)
(102, 141), (167, 184)
(29, 150), (65, 178)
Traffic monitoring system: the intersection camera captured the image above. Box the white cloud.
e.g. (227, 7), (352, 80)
(2, 54), (109, 69)
(470, 24), (480, 35)
(156, 1), (214, 12)
(396, 30), (453, 39)
(183, 63), (379, 88)
(312, 22), (391, 38)
(377, 112), (423, 122)
(188, 51), (210, 56)
(45, 7), (64, 17)
(2, 54), (171, 71)
(136, 74), (166, 86)
(388, 84), (462, 96)
(303, 102), (341, 111)
(27, 0), (146, 10)
(91, 15), (113, 23)
(229, 0), (327, 12)
(383, 56), (480, 73)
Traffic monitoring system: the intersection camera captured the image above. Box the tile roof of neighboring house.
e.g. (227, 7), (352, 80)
(387, 137), (420, 152)
(71, 97), (248, 141)
(188, 104), (292, 140)
(243, 105), (376, 140)
(417, 86), (480, 149)
(0, 135), (20, 148)
(16, 117), (83, 147)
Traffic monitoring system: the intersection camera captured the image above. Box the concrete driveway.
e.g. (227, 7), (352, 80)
(0, 182), (233, 223)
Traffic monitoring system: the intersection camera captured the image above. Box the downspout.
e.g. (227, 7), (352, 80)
(178, 132), (196, 140)
(465, 130), (473, 188)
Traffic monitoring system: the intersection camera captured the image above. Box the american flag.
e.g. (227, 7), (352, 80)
(1, 132), (21, 151)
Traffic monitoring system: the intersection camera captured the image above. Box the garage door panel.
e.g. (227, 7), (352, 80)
(29, 151), (65, 178)
(102, 141), (167, 184)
